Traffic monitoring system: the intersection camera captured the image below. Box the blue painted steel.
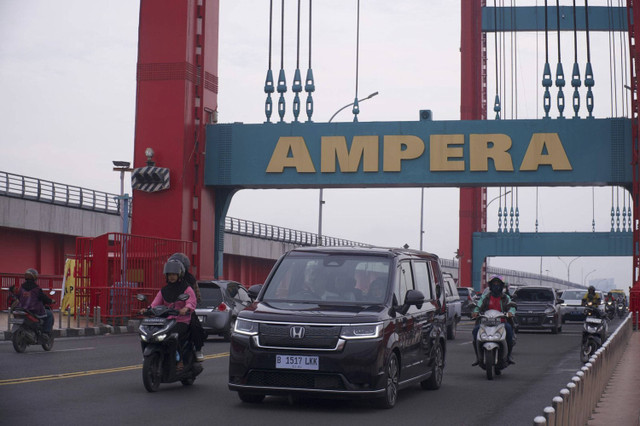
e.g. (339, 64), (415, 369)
(205, 118), (631, 189)
(471, 231), (632, 290)
(482, 7), (627, 32)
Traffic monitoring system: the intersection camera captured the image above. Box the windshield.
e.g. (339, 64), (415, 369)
(262, 253), (391, 304)
(515, 288), (555, 302)
(561, 290), (585, 300)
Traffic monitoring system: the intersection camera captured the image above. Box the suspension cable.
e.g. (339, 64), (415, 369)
(555, 0), (566, 117)
(493, 0), (501, 119)
(264, 0), (274, 122)
(352, 0), (361, 122)
(292, 0), (303, 122)
(584, 0), (594, 117)
(276, 0), (287, 122)
(571, 0), (581, 118)
(305, 0), (315, 122)
(542, 0), (552, 117)
(609, 0), (619, 117)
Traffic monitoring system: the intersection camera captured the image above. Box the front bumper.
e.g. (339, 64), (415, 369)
(514, 312), (558, 329)
(196, 310), (231, 334)
(228, 333), (387, 397)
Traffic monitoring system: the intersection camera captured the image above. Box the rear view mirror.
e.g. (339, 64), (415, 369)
(136, 293), (148, 303)
(248, 284), (263, 300)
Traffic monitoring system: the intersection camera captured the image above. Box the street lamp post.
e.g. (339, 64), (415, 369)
(558, 256), (581, 284)
(583, 269), (596, 286)
(112, 161), (133, 234)
(318, 91), (379, 245)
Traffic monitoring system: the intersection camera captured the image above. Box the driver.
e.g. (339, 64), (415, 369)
(471, 275), (516, 365)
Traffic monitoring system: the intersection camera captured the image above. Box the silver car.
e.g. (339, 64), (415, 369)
(195, 280), (253, 341)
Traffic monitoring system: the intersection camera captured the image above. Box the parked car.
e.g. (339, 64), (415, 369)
(195, 280), (253, 341)
(442, 273), (461, 340)
(457, 286), (475, 317)
(228, 246), (447, 408)
(512, 286), (564, 334)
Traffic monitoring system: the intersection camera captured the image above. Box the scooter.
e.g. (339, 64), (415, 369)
(604, 300), (615, 320)
(616, 300), (626, 318)
(474, 309), (512, 380)
(137, 294), (203, 392)
(10, 305), (55, 353)
(580, 304), (608, 363)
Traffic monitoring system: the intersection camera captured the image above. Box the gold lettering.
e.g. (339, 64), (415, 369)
(520, 133), (572, 171)
(321, 136), (378, 172)
(469, 134), (514, 171)
(430, 134), (465, 171)
(383, 135), (425, 172)
(266, 137), (316, 173)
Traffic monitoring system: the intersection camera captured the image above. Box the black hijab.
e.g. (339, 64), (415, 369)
(161, 279), (188, 303)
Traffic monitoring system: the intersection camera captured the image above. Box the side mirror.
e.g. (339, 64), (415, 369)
(136, 293), (148, 303)
(248, 284), (263, 300)
(435, 284), (442, 300)
(395, 290), (425, 316)
(556, 298), (564, 304)
(49, 290), (56, 296)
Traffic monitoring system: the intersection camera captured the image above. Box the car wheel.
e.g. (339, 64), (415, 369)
(421, 342), (444, 390)
(223, 317), (236, 342)
(377, 352), (399, 409)
(238, 392), (265, 403)
(446, 320), (456, 340)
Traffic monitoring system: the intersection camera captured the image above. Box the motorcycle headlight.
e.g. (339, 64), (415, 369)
(340, 323), (383, 340)
(234, 318), (259, 336)
(155, 333), (167, 341)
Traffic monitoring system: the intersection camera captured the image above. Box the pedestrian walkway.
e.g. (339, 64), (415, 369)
(586, 328), (640, 426)
(0, 310), (135, 341)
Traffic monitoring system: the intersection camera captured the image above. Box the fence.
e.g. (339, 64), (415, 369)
(74, 233), (191, 326)
(532, 314), (633, 425)
(0, 274), (64, 310)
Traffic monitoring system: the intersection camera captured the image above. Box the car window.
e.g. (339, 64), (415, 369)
(235, 286), (251, 304)
(429, 260), (445, 307)
(515, 288), (555, 302)
(412, 261), (432, 299)
(561, 290), (585, 300)
(394, 261), (414, 306)
(198, 285), (223, 308)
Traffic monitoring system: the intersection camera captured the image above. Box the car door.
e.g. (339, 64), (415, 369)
(393, 260), (422, 381)
(411, 260), (437, 376)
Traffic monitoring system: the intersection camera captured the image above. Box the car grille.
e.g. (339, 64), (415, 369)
(247, 370), (346, 390)
(259, 323), (340, 349)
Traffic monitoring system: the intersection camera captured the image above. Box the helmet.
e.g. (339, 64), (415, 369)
(163, 259), (185, 279)
(169, 252), (190, 272)
(488, 275), (504, 296)
(25, 268), (38, 281)
(488, 275), (505, 286)
(588, 285), (595, 295)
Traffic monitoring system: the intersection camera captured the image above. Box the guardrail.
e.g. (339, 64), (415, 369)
(0, 170), (121, 214)
(532, 314), (633, 425)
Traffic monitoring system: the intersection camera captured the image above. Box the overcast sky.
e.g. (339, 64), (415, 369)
(0, 0), (632, 289)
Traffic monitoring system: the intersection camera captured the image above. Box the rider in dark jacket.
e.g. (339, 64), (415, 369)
(14, 269), (54, 334)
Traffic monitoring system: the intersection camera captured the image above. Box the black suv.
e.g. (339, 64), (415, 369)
(228, 246), (447, 408)
(512, 286), (564, 334)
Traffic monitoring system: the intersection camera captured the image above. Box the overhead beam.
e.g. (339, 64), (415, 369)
(482, 6), (627, 32)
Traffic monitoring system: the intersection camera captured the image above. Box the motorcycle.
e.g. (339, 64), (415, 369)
(616, 300), (626, 318)
(474, 309), (514, 380)
(580, 303), (608, 363)
(604, 300), (616, 320)
(137, 294), (203, 392)
(10, 305), (55, 353)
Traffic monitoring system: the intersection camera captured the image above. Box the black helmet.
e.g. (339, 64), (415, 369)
(588, 285), (595, 295)
(488, 275), (504, 296)
(169, 252), (190, 272)
(25, 268), (38, 281)
(163, 259), (185, 279)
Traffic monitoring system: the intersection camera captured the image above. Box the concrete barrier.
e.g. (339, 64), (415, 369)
(532, 314), (633, 425)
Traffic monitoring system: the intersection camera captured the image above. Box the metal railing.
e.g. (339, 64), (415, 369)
(532, 314), (634, 425)
(0, 170), (121, 214)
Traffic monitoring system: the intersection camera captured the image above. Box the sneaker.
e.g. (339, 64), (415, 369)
(195, 350), (204, 362)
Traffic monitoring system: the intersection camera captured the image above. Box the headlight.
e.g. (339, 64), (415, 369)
(234, 318), (259, 336)
(155, 333), (167, 341)
(340, 323), (383, 340)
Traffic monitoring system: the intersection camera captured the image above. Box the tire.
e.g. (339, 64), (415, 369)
(42, 333), (54, 351)
(446, 320), (457, 340)
(377, 352), (399, 409)
(238, 392), (265, 403)
(142, 353), (162, 392)
(421, 342), (444, 390)
(12, 329), (27, 353)
(181, 377), (195, 386)
(551, 324), (559, 334)
(580, 340), (597, 363)
(485, 349), (495, 380)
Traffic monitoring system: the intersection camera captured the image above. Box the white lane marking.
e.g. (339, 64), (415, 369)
(27, 347), (95, 354)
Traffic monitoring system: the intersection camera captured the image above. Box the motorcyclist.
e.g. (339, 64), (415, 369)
(13, 268), (54, 336)
(472, 275), (516, 364)
(147, 259), (196, 371)
(168, 252), (205, 362)
(582, 286), (601, 306)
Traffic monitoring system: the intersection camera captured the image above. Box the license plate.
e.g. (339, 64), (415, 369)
(570, 311), (580, 316)
(275, 355), (319, 370)
(9, 318), (24, 324)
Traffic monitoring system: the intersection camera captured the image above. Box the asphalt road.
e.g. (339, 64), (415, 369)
(0, 318), (623, 426)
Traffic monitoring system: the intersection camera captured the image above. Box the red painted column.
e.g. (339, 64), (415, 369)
(131, 0), (219, 279)
(459, 0), (487, 290)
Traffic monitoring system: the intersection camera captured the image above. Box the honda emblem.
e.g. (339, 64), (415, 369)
(290, 326), (305, 339)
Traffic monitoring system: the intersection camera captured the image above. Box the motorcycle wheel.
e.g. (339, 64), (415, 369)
(181, 377), (195, 386)
(12, 329), (27, 353)
(485, 350), (495, 380)
(142, 353), (162, 392)
(580, 341), (597, 363)
(41, 333), (54, 351)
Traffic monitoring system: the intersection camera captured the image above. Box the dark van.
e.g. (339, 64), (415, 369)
(228, 246), (447, 408)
